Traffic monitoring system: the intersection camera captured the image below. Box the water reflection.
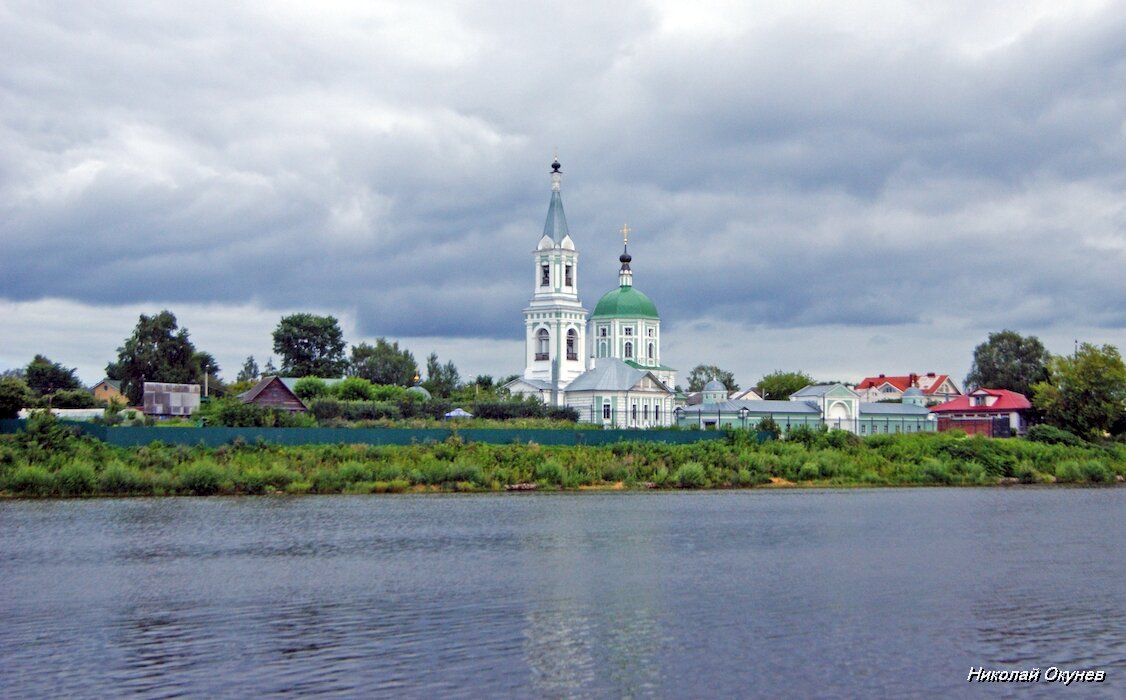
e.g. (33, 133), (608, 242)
(1, 490), (1124, 698)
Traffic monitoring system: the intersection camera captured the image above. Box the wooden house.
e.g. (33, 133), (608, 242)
(239, 376), (307, 412)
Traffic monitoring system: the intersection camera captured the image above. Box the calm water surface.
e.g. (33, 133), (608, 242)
(1, 489), (1124, 698)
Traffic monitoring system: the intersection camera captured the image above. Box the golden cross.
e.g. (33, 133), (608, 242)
(621, 223), (630, 245)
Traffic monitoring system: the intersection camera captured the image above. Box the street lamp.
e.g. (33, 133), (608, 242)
(739, 406), (749, 430)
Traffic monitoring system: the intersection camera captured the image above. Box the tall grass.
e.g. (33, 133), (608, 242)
(2, 419), (1124, 497)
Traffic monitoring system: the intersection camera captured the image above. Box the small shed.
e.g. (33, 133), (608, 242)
(239, 376), (307, 412)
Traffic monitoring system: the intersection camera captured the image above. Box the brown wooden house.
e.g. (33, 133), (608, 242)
(239, 376), (307, 412)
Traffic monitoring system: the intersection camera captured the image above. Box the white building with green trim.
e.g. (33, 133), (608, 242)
(676, 382), (936, 434)
(506, 159), (678, 428)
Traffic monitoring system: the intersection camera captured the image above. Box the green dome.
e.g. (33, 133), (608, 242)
(592, 285), (659, 319)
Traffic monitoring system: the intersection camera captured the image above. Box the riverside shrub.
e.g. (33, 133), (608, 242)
(57, 463), (96, 496)
(675, 461), (707, 488)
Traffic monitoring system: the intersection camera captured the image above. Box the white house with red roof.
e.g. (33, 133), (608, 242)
(854, 372), (961, 405)
(929, 388), (1032, 437)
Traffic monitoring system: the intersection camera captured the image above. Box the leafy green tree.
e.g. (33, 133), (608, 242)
(108, 310), (203, 405)
(1032, 343), (1126, 439)
(686, 365), (740, 392)
(292, 377), (328, 401)
(25, 355), (82, 397)
(965, 330), (1050, 397)
(237, 356), (260, 383)
(0, 377), (32, 418)
(348, 338), (417, 385)
(332, 377), (376, 401)
(422, 352), (460, 398)
(757, 370), (814, 400)
(272, 314), (348, 378)
(50, 389), (97, 409)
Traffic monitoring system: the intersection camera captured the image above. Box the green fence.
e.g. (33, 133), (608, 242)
(0, 419), (750, 448)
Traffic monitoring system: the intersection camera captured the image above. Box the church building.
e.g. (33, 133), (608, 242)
(506, 159), (678, 428)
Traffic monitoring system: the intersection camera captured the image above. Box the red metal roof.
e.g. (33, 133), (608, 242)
(854, 374), (952, 395)
(929, 389), (1031, 413)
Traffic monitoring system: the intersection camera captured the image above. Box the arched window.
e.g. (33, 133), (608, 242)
(648, 342), (654, 359)
(535, 329), (549, 360)
(566, 329), (578, 361)
(624, 341), (633, 359)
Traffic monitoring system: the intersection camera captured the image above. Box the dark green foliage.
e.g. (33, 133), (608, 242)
(3, 423), (1124, 497)
(0, 377), (31, 419)
(202, 398), (314, 427)
(237, 356), (260, 383)
(422, 352), (460, 398)
(965, 330), (1050, 396)
(8, 466), (55, 496)
(272, 313), (348, 378)
(50, 389), (97, 408)
(293, 377), (328, 400)
(675, 462), (707, 488)
(348, 339), (417, 386)
(97, 464), (147, 495)
(109, 310), (209, 404)
(686, 365), (740, 392)
(755, 417), (781, 439)
(757, 370), (814, 400)
(1033, 343), (1126, 439)
(177, 463), (224, 495)
(1027, 424), (1084, 447)
(25, 355), (82, 397)
(332, 377), (375, 401)
(57, 463), (96, 496)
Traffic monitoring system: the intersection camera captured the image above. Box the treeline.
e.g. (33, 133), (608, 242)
(3, 414), (1123, 498)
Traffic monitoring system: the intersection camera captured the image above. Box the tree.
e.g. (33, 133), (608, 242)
(237, 356), (260, 383)
(1032, 343), (1126, 439)
(263, 357), (278, 375)
(965, 330), (1050, 397)
(109, 310), (202, 405)
(422, 352), (460, 397)
(272, 313), (348, 378)
(686, 365), (740, 392)
(348, 338), (417, 386)
(0, 377), (32, 418)
(758, 370), (814, 400)
(25, 355), (82, 397)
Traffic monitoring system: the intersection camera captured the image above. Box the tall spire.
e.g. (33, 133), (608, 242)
(542, 157), (569, 243)
(618, 223), (633, 287)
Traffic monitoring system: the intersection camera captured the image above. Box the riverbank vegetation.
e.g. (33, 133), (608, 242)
(2, 414), (1123, 498)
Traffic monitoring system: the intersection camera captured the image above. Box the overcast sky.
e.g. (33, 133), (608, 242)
(2, 0), (1124, 389)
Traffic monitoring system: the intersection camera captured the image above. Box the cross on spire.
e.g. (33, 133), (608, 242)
(621, 223), (631, 246)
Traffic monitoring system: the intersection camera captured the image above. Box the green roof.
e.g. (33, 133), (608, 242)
(592, 285), (659, 319)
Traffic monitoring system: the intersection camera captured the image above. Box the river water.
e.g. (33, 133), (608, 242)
(1, 488), (1123, 698)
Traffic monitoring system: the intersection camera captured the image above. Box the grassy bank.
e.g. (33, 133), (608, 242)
(1, 415), (1124, 498)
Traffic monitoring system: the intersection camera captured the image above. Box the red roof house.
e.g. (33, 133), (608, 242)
(854, 372), (961, 405)
(930, 389), (1032, 437)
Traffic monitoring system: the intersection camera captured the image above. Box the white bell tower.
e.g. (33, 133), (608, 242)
(521, 158), (589, 399)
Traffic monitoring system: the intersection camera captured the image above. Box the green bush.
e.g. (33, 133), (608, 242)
(7, 466), (55, 496)
(1027, 424), (1085, 447)
(57, 463), (96, 496)
(177, 463), (224, 495)
(675, 461), (707, 488)
(332, 377), (375, 401)
(98, 464), (147, 495)
(293, 377), (328, 400)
